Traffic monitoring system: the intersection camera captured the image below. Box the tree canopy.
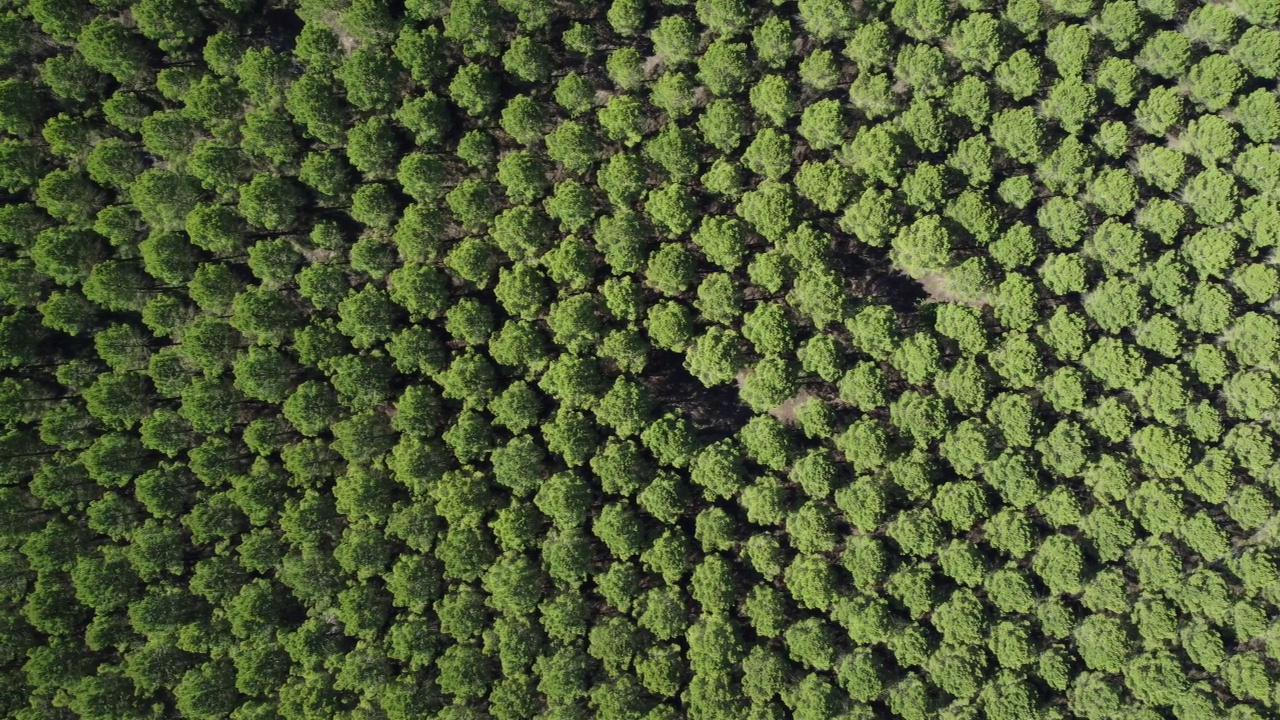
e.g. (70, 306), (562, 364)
(1, 1), (1278, 719)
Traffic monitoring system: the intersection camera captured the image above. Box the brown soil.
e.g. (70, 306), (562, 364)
(915, 271), (990, 307)
(769, 391), (811, 424)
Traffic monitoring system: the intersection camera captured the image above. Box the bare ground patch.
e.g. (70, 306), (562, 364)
(915, 272), (990, 307)
(769, 391), (812, 424)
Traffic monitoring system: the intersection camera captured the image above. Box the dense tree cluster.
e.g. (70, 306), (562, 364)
(3, 0), (1280, 718)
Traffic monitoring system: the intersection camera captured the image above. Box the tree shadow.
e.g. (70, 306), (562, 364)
(643, 349), (752, 442)
(827, 242), (929, 314)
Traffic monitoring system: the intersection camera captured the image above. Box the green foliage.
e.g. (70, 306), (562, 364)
(5, 5), (1280, 720)
(991, 107), (1045, 164)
